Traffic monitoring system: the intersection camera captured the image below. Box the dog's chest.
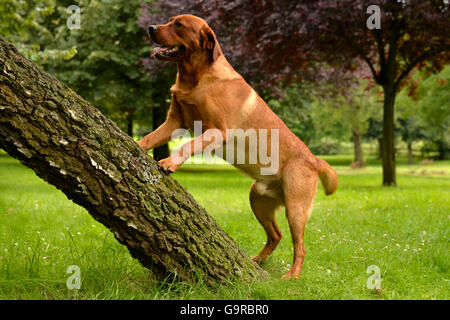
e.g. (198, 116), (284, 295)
(173, 93), (204, 131)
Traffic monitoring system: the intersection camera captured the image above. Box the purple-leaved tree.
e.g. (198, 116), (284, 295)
(139, 0), (449, 186)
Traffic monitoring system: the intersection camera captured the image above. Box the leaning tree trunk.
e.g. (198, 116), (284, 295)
(0, 37), (265, 284)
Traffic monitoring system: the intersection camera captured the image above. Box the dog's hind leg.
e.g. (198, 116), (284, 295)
(249, 181), (283, 265)
(281, 161), (318, 279)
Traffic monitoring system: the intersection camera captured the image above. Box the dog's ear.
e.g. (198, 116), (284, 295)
(200, 26), (222, 62)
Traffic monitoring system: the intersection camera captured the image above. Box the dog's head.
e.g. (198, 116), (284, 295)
(148, 14), (222, 63)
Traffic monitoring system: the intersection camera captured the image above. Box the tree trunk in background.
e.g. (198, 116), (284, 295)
(0, 37), (265, 284)
(126, 112), (134, 138)
(436, 139), (449, 160)
(351, 125), (365, 168)
(381, 86), (397, 186)
(152, 99), (169, 161)
(407, 141), (414, 164)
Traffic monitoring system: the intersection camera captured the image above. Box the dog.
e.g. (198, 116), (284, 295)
(138, 14), (338, 279)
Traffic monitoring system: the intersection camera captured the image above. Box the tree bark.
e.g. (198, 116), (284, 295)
(381, 86), (397, 186)
(0, 38), (265, 284)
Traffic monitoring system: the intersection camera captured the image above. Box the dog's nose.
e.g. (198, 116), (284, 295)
(148, 25), (158, 34)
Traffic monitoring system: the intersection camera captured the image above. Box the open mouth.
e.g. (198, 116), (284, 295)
(151, 45), (185, 58)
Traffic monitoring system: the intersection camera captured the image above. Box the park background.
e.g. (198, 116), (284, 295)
(0, 0), (448, 299)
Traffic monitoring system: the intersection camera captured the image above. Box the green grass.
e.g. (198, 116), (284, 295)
(0, 153), (449, 299)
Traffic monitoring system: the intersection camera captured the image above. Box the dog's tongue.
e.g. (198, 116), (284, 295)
(151, 46), (165, 57)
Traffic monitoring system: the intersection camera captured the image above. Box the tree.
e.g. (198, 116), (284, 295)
(0, 37), (265, 284)
(138, 0), (311, 94)
(415, 67), (450, 160)
(345, 80), (382, 168)
(312, 1), (448, 184)
(2, 0), (150, 137)
(0, 0), (77, 64)
(364, 118), (384, 159)
(3, 0), (156, 138)
(397, 65), (450, 160)
(267, 83), (315, 145)
(397, 117), (424, 163)
(308, 75), (382, 165)
(143, 0), (450, 185)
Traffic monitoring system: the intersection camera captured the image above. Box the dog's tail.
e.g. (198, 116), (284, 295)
(315, 157), (338, 195)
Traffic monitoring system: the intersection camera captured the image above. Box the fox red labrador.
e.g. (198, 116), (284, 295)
(138, 14), (337, 279)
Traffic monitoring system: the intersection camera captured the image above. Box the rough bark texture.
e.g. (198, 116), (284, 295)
(0, 37), (265, 284)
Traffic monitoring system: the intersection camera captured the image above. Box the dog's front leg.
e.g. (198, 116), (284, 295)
(158, 128), (225, 173)
(137, 97), (183, 151)
(137, 119), (178, 151)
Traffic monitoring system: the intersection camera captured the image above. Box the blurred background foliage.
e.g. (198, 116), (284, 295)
(0, 0), (448, 167)
(1, 0), (154, 138)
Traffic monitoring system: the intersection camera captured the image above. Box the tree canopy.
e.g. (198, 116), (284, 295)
(141, 0), (449, 185)
(2, 0), (155, 137)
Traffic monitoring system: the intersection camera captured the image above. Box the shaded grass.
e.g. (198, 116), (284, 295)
(0, 154), (448, 299)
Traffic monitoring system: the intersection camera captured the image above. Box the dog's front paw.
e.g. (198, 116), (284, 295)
(137, 139), (148, 150)
(158, 157), (179, 173)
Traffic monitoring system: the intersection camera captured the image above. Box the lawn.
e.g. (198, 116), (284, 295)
(0, 153), (448, 299)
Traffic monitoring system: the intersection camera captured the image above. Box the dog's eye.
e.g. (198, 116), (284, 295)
(174, 21), (183, 27)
